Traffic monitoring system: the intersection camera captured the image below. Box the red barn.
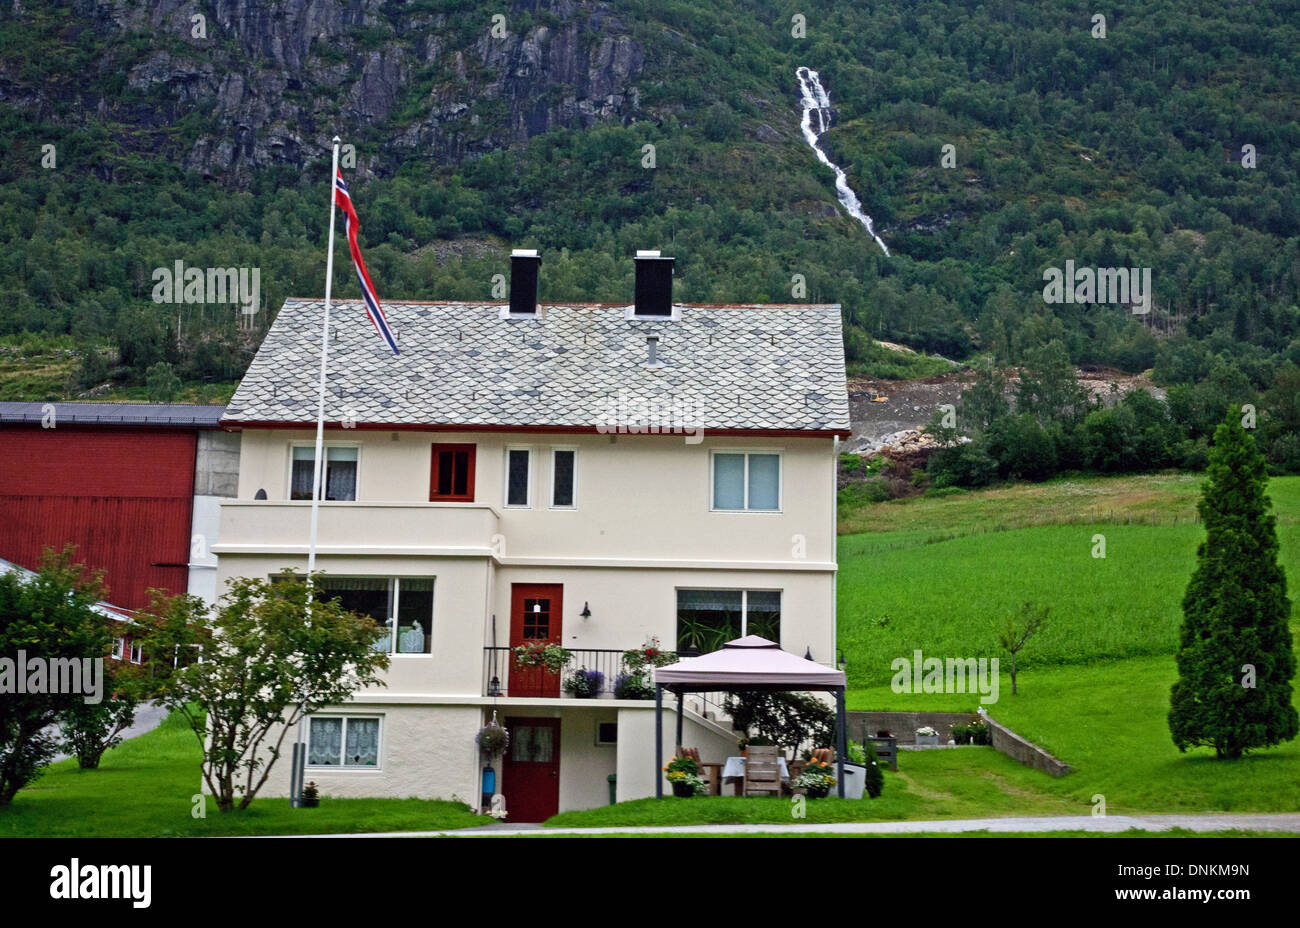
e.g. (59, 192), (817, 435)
(0, 403), (228, 611)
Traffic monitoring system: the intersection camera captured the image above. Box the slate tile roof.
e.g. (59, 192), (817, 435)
(222, 300), (850, 433)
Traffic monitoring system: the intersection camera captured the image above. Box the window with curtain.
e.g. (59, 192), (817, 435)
(308, 716), (381, 767)
(711, 452), (780, 510)
(290, 446), (358, 501)
(308, 577), (434, 655)
(676, 589), (781, 652)
(308, 718), (342, 765)
(510, 725), (553, 762)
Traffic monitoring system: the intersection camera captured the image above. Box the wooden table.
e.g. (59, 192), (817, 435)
(698, 762), (723, 796)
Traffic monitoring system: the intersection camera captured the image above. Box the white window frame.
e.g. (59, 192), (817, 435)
(504, 446), (533, 509)
(709, 449), (783, 512)
(549, 447), (578, 509)
(595, 721), (618, 746)
(112, 637), (124, 660)
(303, 575), (435, 658)
(305, 713), (384, 770)
(287, 441), (363, 502)
(129, 642), (143, 664)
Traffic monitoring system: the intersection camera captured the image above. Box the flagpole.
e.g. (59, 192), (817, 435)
(307, 137), (341, 588)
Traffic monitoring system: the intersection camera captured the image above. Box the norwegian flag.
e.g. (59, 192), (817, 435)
(334, 170), (400, 354)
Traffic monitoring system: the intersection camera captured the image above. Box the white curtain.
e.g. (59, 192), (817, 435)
(309, 718), (341, 765)
(346, 718), (380, 766)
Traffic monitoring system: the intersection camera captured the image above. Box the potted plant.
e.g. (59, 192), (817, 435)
(969, 718), (991, 745)
(613, 672), (654, 700)
(512, 641), (573, 672)
(562, 668), (604, 698)
(792, 759), (836, 798)
(622, 636), (679, 671)
(664, 755), (706, 797)
(915, 725), (940, 747)
(476, 722), (510, 756)
(300, 781), (319, 808)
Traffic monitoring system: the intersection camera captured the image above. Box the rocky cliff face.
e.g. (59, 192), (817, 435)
(6, 0), (656, 181)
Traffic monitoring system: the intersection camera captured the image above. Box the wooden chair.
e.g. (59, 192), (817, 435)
(677, 746), (720, 796)
(743, 745), (782, 797)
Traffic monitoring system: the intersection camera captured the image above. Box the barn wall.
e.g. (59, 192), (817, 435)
(0, 427), (198, 609)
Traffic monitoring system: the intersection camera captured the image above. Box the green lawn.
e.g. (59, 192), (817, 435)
(0, 710), (483, 837)
(547, 747), (1088, 827)
(833, 473), (1300, 815)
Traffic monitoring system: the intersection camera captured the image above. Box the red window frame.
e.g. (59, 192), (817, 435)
(429, 443), (476, 502)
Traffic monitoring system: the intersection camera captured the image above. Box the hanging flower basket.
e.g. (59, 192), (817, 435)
(512, 641), (573, 672)
(476, 724), (509, 756)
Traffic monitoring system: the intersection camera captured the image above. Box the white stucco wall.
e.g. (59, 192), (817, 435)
(255, 704), (481, 803)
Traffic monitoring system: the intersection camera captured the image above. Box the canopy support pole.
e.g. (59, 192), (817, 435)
(654, 684), (664, 799)
(674, 687), (684, 752)
(835, 687), (846, 799)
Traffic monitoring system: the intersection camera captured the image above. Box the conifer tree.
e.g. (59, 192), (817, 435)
(1169, 409), (1298, 758)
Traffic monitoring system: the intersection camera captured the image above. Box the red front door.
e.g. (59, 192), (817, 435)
(509, 583), (563, 698)
(503, 717), (561, 822)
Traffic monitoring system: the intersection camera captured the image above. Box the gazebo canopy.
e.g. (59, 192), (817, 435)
(653, 635), (846, 691)
(651, 636), (850, 798)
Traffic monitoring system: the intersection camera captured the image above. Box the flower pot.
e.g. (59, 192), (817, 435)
(671, 781), (695, 798)
(807, 786), (829, 799)
(841, 763), (866, 800)
(915, 734), (940, 747)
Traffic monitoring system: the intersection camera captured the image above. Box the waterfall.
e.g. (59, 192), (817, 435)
(796, 66), (890, 256)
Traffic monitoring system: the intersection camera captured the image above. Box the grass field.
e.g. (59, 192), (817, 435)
(0, 711), (482, 837)
(838, 474), (1300, 687)
(834, 473), (1300, 815)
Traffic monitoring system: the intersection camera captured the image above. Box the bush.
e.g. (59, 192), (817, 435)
(930, 442), (999, 488)
(862, 740), (885, 798)
(724, 691), (834, 757)
(1268, 432), (1300, 474)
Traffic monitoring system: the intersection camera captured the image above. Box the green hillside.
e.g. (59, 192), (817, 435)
(0, 0), (1297, 403)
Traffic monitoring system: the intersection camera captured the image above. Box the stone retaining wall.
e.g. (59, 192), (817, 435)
(983, 713), (1072, 777)
(848, 711), (977, 744)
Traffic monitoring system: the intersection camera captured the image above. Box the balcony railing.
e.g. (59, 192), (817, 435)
(484, 647), (655, 700)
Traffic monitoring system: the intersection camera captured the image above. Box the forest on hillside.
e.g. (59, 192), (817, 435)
(0, 0), (1296, 464)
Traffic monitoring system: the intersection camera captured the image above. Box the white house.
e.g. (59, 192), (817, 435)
(213, 251), (849, 820)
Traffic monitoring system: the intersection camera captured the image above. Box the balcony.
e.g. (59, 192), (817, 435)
(484, 647), (654, 700)
(214, 501), (500, 557)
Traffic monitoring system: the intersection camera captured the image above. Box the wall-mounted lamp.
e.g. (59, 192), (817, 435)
(580, 602), (592, 619)
(837, 649), (847, 672)
(487, 676), (502, 697)
(804, 647), (813, 661)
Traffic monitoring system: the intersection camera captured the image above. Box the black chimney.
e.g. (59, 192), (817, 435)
(634, 250), (674, 316)
(509, 249), (540, 315)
